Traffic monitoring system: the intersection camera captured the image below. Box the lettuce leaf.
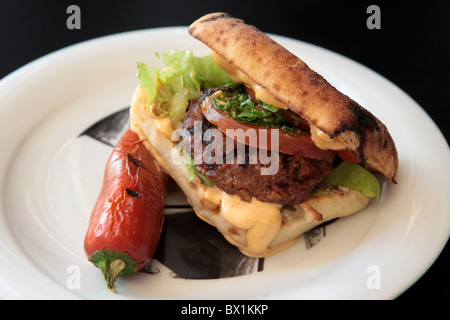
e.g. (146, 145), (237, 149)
(323, 162), (380, 200)
(182, 149), (215, 188)
(137, 50), (233, 128)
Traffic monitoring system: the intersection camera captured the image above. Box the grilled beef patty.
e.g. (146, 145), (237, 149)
(181, 88), (333, 206)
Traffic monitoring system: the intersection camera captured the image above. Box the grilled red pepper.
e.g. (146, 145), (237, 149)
(84, 128), (168, 292)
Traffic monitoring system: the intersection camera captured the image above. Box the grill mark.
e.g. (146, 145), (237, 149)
(127, 153), (146, 170)
(126, 188), (140, 198)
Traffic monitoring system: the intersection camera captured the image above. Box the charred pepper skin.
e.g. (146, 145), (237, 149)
(84, 128), (168, 292)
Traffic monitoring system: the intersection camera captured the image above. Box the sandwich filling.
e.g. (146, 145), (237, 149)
(180, 85), (334, 206)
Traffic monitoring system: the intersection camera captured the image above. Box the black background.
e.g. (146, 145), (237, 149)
(0, 0), (448, 300)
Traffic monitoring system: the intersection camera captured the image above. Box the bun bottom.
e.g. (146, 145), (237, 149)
(130, 86), (370, 257)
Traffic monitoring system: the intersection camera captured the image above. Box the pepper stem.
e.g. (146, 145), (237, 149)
(88, 249), (138, 293)
(106, 259), (126, 293)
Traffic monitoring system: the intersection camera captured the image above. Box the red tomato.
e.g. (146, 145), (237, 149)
(336, 149), (361, 163)
(201, 96), (336, 162)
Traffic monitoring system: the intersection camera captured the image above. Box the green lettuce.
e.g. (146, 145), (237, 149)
(323, 162), (380, 200)
(137, 50), (233, 128)
(182, 149), (215, 188)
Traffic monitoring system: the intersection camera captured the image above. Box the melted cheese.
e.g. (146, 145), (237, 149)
(221, 194), (281, 255)
(203, 187), (224, 206)
(148, 103), (174, 140)
(310, 125), (359, 151)
(211, 51), (287, 110)
(203, 185), (282, 256)
(310, 125), (345, 150)
(153, 116), (173, 140)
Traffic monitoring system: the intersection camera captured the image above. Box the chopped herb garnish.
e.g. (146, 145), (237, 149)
(211, 86), (302, 134)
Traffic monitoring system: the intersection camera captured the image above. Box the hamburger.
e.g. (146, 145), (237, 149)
(129, 13), (398, 257)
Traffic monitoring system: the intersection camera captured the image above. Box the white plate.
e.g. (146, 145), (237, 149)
(0, 27), (449, 300)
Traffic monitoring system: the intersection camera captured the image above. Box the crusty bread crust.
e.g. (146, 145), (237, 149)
(130, 85), (370, 257)
(189, 12), (398, 182)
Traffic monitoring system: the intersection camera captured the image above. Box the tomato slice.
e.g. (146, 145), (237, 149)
(201, 96), (336, 162)
(279, 109), (311, 132)
(336, 149), (361, 163)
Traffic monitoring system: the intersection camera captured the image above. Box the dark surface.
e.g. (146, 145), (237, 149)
(1, 0), (448, 300)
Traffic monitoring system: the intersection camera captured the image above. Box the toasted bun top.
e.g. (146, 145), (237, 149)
(189, 12), (398, 182)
